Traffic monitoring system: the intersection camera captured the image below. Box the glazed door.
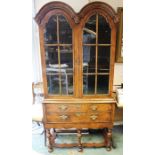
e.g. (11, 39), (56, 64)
(80, 13), (115, 97)
(36, 2), (117, 98)
(43, 15), (74, 96)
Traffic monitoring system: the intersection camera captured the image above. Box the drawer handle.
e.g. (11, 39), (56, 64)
(90, 115), (98, 120)
(59, 115), (68, 120)
(58, 105), (68, 111)
(91, 105), (98, 111)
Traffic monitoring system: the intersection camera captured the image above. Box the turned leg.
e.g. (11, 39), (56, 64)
(77, 129), (83, 152)
(102, 128), (107, 146)
(53, 128), (57, 137)
(106, 128), (112, 151)
(44, 128), (46, 146)
(46, 129), (54, 153)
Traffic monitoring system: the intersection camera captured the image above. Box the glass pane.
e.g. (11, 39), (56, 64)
(97, 75), (109, 94)
(67, 74), (73, 95)
(60, 46), (73, 95)
(47, 74), (59, 94)
(46, 48), (60, 95)
(98, 15), (111, 44)
(45, 46), (58, 67)
(60, 72), (72, 95)
(45, 46), (73, 95)
(98, 46), (110, 73)
(59, 16), (72, 44)
(83, 46), (96, 73)
(44, 16), (57, 44)
(60, 46), (73, 68)
(83, 75), (95, 94)
(44, 15), (73, 95)
(83, 15), (96, 44)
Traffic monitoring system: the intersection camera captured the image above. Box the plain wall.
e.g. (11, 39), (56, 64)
(32, 0), (123, 86)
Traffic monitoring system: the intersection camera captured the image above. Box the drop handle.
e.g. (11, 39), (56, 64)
(58, 105), (68, 111)
(91, 105), (98, 111)
(59, 115), (68, 120)
(90, 115), (98, 120)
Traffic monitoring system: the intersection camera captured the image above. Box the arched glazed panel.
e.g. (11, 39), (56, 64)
(44, 15), (73, 95)
(82, 14), (111, 95)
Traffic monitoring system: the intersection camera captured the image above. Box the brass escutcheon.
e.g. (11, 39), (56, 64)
(90, 115), (98, 120)
(58, 105), (68, 111)
(91, 105), (98, 111)
(59, 115), (68, 120)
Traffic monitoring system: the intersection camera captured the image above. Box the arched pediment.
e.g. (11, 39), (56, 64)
(35, 1), (119, 26)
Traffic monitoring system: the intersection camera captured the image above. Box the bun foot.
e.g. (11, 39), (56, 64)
(77, 147), (83, 152)
(48, 148), (53, 153)
(106, 147), (111, 151)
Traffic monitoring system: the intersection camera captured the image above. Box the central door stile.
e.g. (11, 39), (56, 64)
(73, 24), (83, 98)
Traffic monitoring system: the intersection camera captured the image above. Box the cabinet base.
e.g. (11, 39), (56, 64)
(46, 128), (113, 152)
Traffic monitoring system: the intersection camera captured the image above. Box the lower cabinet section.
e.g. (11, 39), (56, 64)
(44, 103), (114, 124)
(43, 102), (115, 152)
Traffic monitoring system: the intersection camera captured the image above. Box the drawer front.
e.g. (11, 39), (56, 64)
(46, 112), (112, 123)
(88, 104), (112, 112)
(45, 103), (112, 113)
(46, 104), (87, 113)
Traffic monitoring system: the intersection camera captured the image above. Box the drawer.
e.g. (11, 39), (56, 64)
(46, 112), (112, 123)
(45, 103), (112, 113)
(45, 104), (87, 113)
(88, 104), (112, 112)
